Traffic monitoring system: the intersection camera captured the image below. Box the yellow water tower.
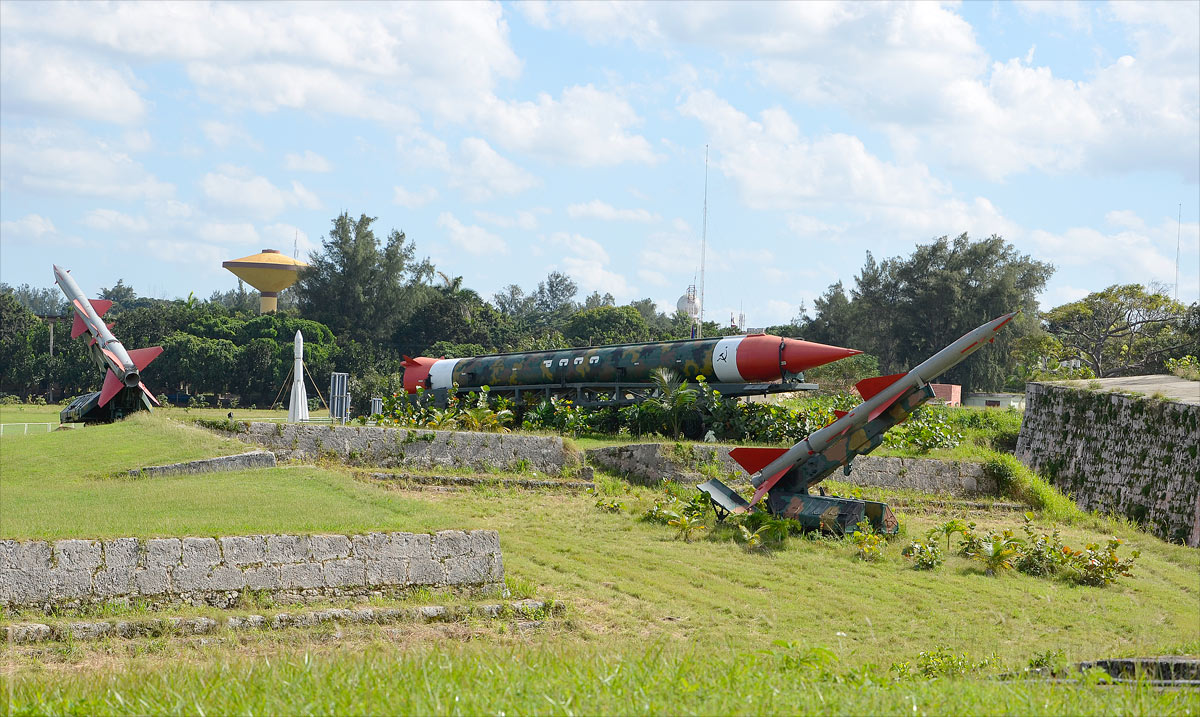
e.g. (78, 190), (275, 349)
(221, 249), (309, 313)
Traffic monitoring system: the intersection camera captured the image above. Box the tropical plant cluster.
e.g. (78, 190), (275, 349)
(519, 371), (965, 453)
(908, 515), (1139, 586)
(374, 385), (514, 432)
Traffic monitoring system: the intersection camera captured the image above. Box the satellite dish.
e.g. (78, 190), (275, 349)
(677, 295), (699, 319)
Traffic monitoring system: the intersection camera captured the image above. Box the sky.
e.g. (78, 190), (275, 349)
(1, 0), (1197, 329)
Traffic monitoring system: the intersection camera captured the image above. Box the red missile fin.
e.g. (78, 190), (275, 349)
(833, 410), (848, 419)
(98, 369), (123, 407)
(127, 346), (163, 371)
(90, 299), (113, 317)
(728, 446), (789, 475)
(854, 373), (907, 400)
(139, 382), (161, 406)
(71, 313), (88, 339)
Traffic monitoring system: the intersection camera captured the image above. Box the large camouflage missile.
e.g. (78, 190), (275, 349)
(53, 265), (162, 420)
(402, 333), (861, 395)
(699, 312), (1017, 531)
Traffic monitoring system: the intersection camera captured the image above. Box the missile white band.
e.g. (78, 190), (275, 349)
(711, 336), (745, 383)
(428, 358), (461, 391)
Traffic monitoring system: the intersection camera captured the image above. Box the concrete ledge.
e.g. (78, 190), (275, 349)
(227, 423), (580, 475)
(129, 451), (276, 478)
(586, 443), (997, 497)
(0, 530), (503, 610)
(4, 599), (561, 644)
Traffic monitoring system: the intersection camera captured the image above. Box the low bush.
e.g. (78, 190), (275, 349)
(901, 535), (944, 570)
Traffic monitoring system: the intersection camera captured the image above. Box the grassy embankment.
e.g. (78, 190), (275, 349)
(2, 413), (1197, 714)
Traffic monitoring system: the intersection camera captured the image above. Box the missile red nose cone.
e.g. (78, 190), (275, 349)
(781, 339), (862, 373)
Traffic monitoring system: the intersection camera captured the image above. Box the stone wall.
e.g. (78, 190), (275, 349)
(585, 443), (997, 497)
(1016, 382), (1200, 546)
(229, 423), (579, 475)
(130, 450), (276, 477)
(0, 530), (503, 610)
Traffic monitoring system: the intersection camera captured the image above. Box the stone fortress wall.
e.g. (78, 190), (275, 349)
(1016, 382), (1199, 546)
(1, 530), (503, 609)
(586, 443), (997, 497)
(233, 422), (578, 475)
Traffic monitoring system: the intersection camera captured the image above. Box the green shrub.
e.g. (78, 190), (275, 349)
(901, 535), (944, 570)
(851, 520), (884, 562)
(1015, 513), (1066, 577)
(594, 498), (624, 514)
(963, 529), (1022, 576)
(1062, 538), (1139, 587)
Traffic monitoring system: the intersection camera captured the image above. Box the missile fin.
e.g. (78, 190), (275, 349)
(71, 313), (89, 339)
(748, 469), (792, 507)
(867, 396), (903, 423)
(90, 299), (113, 317)
(728, 447), (789, 475)
(854, 372), (907, 400)
(128, 346), (164, 370)
(98, 369), (123, 407)
(833, 410), (848, 419)
(139, 382), (161, 406)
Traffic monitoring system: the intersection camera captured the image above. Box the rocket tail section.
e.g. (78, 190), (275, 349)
(98, 369), (123, 407)
(127, 346), (163, 371)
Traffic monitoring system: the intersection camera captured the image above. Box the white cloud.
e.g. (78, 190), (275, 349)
(540, 2), (1198, 180)
(680, 90), (949, 211)
(196, 222), (260, 246)
(1, 2), (520, 122)
(547, 232), (635, 300)
(122, 130), (153, 152)
(82, 209), (150, 233)
(201, 120), (261, 150)
(0, 214), (84, 248)
(284, 150), (332, 173)
(478, 85), (660, 166)
(473, 209), (546, 230)
(566, 200), (660, 222)
(0, 129), (174, 201)
(200, 165), (322, 219)
(1029, 217), (1196, 295)
(393, 185), (439, 208)
(0, 43), (145, 125)
(1, 214), (55, 240)
(437, 212), (508, 255)
(446, 138), (539, 202)
(143, 239), (225, 267)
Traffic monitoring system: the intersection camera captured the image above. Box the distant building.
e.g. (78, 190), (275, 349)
(964, 392), (1025, 410)
(929, 383), (961, 406)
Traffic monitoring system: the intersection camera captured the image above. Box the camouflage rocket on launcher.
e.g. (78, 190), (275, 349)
(401, 333), (862, 395)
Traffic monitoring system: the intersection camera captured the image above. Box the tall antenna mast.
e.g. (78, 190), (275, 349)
(699, 145), (708, 339)
(294, 230), (299, 260)
(1176, 203), (1182, 302)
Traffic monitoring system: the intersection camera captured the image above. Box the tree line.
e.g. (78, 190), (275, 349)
(2, 212), (1195, 409)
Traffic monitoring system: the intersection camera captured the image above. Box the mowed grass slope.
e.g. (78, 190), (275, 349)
(3, 414), (1198, 714)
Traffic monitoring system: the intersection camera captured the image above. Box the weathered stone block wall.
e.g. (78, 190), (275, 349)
(232, 423), (578, 474)
(1015, 382), (1200, 545)
(0, 530), (503, 610)
(130, 450), (276, 477)
(585, 443), (997, 497)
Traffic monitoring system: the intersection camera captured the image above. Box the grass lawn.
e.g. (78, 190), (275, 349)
(2, 414), (1197, 715)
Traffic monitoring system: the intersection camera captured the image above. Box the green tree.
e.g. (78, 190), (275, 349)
(563, 305), (653, 346)
(295, 212), (432, 344)
(1044, 285), (1194, 377)
(813, 234), (1053, 392)
(99, 279), (138, 312)
(2, 283), (68, 316)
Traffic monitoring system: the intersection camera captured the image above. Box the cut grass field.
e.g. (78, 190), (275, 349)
(2, 414), (1198, 715)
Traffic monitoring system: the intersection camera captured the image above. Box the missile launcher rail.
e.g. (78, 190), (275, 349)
(697, 312), (1018, 536)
